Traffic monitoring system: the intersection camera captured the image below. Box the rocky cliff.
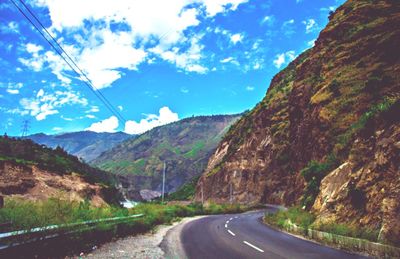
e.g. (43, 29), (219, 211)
(195, 0), (400, 245)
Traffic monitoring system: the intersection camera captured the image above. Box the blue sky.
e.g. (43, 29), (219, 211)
(0, 0), (344, 136)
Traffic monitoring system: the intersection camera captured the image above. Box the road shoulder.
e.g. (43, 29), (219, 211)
(160, 216), (206, 259)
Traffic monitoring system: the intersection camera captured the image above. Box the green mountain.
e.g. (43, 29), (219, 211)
(195, 0), (400, 245)
(27, 131), (132, 162)
(91, 114), (241, 199)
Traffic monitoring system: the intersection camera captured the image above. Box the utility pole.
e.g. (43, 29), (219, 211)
(230, 183), (233, 204)
(201, 182), (204, 205)
(21, 120), (30, 137)
(161, 161), (166, 203)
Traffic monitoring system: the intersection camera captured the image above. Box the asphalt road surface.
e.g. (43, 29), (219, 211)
(181, 208), (368, 259)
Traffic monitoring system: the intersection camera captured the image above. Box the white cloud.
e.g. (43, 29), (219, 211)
(282, 19), (295, 37)
(6, 89), (19, 94)
(307, 39), (316, 47)
(273, 50), (296, 69)
(30, 0), (248, 87)
(86, 106), (100, 113)
(180, 87), (189, 94)
(86, 114), (96, 119)
(200, 0), (248, 16)
(86, 116), (119, 133)
(124, 106), (178, 135)
(261, 15), (274, 26)
(220, 57), (234, 63)
(302, 19), (318, 34)
(246, 86), (254, 91)
(117, 105), (123, 111)
(19, 89), (87, 121)
(151, 36), (207, 74)
(0, 21), (19, 34)
(230, 33), (243, 44)
(52, 127), (62, 131)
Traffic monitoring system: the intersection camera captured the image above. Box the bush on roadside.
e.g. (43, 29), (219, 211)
(264, 206), (315, 229)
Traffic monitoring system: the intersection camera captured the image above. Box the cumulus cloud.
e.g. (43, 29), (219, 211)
(124, 106), (178, 135)
(30, 0), (248, 88)
(19, 88), (88, 121)
(273, 50), (296, 69)
(86, 115), (119, 133)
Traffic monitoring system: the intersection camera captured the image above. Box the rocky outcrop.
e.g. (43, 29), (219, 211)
(195, 0), (400, 245)
(313, 110), (400, 245)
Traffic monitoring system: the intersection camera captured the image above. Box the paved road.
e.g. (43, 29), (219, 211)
(181, 208), (368, 259)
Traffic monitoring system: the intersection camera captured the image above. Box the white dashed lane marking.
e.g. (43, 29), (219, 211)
(228, 230), (236, 236)
(243, 241), (264, 253)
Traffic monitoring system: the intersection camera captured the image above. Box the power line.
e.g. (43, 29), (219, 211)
(10, 0), (127, 124)
(16, 0), (126, 123)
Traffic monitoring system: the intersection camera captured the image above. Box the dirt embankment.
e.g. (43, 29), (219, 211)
(0, 161), (106, 206)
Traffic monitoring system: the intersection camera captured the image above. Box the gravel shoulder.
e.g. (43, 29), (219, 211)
(76, 216), (205, 259)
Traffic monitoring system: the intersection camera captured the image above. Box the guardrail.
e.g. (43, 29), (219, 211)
(0, 213), (144, 250)
(284, 219), (400, 258)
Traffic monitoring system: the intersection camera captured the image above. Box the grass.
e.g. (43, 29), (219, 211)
(164, 176), (200, 201)
(314, 222), (379, 242)
(264, 207), (315, 229)
(300, 154), (338, 209)
(183, 141), (206, 158)
(0, 197), (247, 233)
(264, 207), (380, 243)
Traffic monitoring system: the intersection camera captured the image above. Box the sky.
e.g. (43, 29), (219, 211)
(0, 0), (344, 136)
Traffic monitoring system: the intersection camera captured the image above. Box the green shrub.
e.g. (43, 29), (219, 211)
(264, 207), (315, 229)
(300, 154), (337, 209)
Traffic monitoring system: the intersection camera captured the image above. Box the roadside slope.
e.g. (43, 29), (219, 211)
(195, 0), (400, 245)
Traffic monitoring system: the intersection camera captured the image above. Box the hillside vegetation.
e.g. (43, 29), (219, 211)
(195, 0), (400, 245)
(92, 115), (240, 199)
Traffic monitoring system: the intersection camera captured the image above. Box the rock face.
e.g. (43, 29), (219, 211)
(195, 0), (400, 245)
(92, 115), (240, 199)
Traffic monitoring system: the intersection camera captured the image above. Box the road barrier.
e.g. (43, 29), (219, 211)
(284, 219), (400, 258)
(0, 213), (144, 250)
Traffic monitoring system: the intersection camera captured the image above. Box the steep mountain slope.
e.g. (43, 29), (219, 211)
(92, 115), (241, 198)
(27, 131), (132, 162)
(195, 0), (400, 245)
(0, 136), (122, 206)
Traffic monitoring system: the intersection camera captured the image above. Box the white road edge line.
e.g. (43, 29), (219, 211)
(225, 224), (228, 228)
(228, 230), (236, 236)
(243, 241), (264, 253)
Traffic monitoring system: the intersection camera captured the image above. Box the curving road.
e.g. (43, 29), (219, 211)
(180, 208), (368, 259)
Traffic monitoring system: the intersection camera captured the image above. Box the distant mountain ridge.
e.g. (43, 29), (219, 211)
(92, 114), (241, 200)
(27, 131), (133, 162)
